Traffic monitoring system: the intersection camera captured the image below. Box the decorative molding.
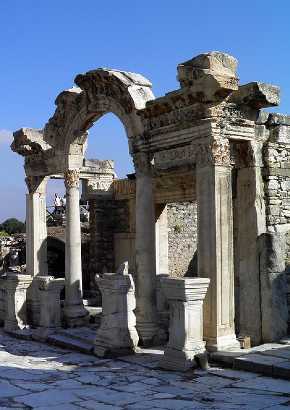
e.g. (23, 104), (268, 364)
(64, 169), (80, 189)
(196, 138), (231, 167)
(154, 145), (195, 169)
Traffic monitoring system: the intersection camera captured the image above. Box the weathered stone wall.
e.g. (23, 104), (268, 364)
(167, 202), (197, 278)
(263, 114), (290, 332)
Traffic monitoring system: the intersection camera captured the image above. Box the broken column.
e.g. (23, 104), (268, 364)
(94, 262), (139, 357)
(159, 277), (210, 371)
(3, 273), (32, 332)
(63, 169), (89, 327)
(32, 276), (65, 341)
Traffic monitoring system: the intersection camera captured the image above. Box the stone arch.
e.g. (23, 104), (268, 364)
(43, 69), (154, 168)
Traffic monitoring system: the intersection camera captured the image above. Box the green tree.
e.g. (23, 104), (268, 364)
(0, 218), (25, 235)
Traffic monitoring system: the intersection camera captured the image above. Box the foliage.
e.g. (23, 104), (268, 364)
(0, 218), (25, 235)
(0, 230), (9, 237)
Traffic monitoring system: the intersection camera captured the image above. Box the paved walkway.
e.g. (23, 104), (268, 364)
(0, 331), (290, 409)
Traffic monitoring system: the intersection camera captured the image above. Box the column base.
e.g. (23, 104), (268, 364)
(160, 344), (205, 371)
(63, 303), (89, 328)
(206, 334), (240, 352)
(137, 321), (159, 347)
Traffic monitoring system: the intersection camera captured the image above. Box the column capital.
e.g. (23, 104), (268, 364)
(133, 152), (153, 176)
(25, 176), (47, 194)
(64, 169), (80, 189)
(195, 138), (231, 168)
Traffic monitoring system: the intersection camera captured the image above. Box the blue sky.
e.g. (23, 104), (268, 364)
(0, 1), (289, 221)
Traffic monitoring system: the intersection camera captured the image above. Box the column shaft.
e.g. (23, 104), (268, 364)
(25, 176), (48, 276)
(64, 169), (88, 327)
(134, 153), (158, 345)
(196, 139), (239, 351)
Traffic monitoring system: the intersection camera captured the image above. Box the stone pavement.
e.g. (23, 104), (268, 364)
(0, 332), (290, 409)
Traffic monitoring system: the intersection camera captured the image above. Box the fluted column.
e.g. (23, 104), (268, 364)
(196, 138), (239, 351)
(25, 176), (48, 277)
(63, 169), (88, 327)
(133, 152), (158, 346)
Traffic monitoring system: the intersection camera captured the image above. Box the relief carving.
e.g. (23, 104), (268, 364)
(196, 138), (231, 167)
(64, 169), (80, 189)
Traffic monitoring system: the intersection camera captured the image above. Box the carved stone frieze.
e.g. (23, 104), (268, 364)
(154, 145), (195, 169)
(87, 177), (113, 193)
(196, 138), (231, 167)
(64, 169), (80, 189)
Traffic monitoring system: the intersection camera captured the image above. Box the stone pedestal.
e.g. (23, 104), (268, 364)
(3, 273), (32, 332)
(63, 169), (89, 327)
(159, 277), (210, 371)
(133, 153), (158, 346)
(94, 262), (139, 357)
(196, 139), (239, 351)
(32, 276), (65, 341)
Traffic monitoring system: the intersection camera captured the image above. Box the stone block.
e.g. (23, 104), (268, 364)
(232, 82), (280, 108)
(177, 52), (238, 101)
(2, 273), (32, 332)
(159, 277), (210, 371)
(94, 262), (139, 357)
(32, 276), (65, 341)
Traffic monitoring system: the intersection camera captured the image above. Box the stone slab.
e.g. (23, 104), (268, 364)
(47, 333), (93, 354)
(233, 353), (286, 376)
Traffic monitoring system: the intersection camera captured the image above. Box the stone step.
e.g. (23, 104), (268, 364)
(210, 343), (290, 381)
(56, 326), (97, 346)
(47, 332), (94, 354)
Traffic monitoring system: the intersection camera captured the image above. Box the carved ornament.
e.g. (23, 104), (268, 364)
(196, 138), (231, 167)
(64, 169), (80, 189)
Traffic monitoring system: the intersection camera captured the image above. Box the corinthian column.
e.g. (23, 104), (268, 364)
(25, 176), (48, 277)
(63, 169), (88, 327)
(133, 152), (158, 346)
(196, 138), (239, 351)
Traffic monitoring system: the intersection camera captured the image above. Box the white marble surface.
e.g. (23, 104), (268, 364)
(0, 330), (289, 409)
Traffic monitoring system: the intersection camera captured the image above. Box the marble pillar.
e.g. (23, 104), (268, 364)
(159, 277), (210, 371)
(196, 138), (239, 351)
(25, 176), (48, 277)
(25, 176), (48, 326)
(63, 169), (89, 327)
(133, 152), (158, 346)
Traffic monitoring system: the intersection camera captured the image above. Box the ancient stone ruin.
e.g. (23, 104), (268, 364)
(2, 50), (290, 368)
